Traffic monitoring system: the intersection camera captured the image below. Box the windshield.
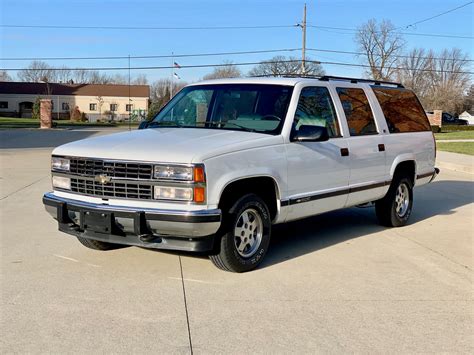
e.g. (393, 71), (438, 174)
(151, 84), (294, 135)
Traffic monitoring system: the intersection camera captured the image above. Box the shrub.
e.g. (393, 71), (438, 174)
(32, 97), (41, 120)
(70, 106), (82, 121)
(80, 112), (88, 122)
(431, 125), (441, 133)
(441, 125), (474, 131)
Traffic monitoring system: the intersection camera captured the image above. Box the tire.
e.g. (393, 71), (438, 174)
(210, 194), (271, 272)
(76, 237), (124, 251)
(375, 176), (413, 227)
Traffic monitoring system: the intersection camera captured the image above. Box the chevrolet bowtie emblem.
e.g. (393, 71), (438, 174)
(95, 174), (111, 184)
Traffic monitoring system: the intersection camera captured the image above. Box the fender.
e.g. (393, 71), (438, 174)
(389, 153), (417, 179)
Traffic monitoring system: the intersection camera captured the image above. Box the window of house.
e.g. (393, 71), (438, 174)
(62, 103), (70, 111)
(90, 103), (97, 111)
(293, 87), (341, 138)
(372, 87), (431, 133)
(336, 87), (377, 136)
(126, 104), (133, 112)
(0, 101), (8, 109)
(110, 104), (118, 111)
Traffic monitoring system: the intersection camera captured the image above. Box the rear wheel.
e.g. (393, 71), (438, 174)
(375, 176), (413, 227)
(76, 237), (124, 251)
(210, 194), (271, 272)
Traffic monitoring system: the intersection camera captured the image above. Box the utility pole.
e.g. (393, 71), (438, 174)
(170, 52), (174, 100)
(301, 3), (307, 75)
(128, 54), (131, 131)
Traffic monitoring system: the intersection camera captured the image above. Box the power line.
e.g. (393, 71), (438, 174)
(1, 47), (470, 63)
(0, 24), (297, 30)
(0, 48), (302, 61)
(307, 48), (474, 63)
(2, 60), (472, 75)
(307, 25), (474, 39)
(404, 1), (473, 29)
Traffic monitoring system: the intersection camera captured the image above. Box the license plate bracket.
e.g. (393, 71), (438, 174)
(82, 210), (113, 234)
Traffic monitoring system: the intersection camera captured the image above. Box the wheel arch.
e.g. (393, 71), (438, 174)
(390, 157), (417, 185)
(218, 175), (282, 222)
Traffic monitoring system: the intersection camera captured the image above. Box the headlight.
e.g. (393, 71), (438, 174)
(52, 176), (71, 190)
(154, 186), (193, 201)
(154, 165), (205, 182)
(52, 157), (70, 171)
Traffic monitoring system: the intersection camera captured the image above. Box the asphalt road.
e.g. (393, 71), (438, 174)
(1, 128), (473, 353)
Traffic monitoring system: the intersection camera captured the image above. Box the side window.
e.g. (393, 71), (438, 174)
(372, 87), (431, 133)
(294, 86), (341, 138)
(336, 87), (377, 136)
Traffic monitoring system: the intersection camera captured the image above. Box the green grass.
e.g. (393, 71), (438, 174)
(437, 142), (474, 155)
(434, 131), (474, 140)
(0, 117), (138, 128)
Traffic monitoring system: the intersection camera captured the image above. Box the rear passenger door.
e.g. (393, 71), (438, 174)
(334, 86), (388, 206)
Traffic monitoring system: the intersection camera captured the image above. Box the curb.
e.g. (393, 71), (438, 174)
(437, 161), (474, 175)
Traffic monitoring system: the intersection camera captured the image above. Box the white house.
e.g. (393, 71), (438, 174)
(0, 82), (149, 121)
(459, 111), (474, 125)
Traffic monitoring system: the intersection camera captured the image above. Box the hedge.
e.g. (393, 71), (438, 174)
(441, 125), (474, 131)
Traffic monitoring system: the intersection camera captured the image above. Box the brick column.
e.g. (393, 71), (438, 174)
(426, 110), (442, 127)
(40, 99), (52, 129)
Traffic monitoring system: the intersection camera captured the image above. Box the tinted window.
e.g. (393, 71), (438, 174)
(294, 87), (341, 138)
(336, 88), (377, 136)
(372, 87), (431, 133)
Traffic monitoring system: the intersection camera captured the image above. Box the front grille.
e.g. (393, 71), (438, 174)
(71, 177), (153, 200)
(69, 158), (153, 180)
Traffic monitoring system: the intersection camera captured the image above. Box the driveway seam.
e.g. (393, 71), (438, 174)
(0, 175), (49, 201)
(179, 256), (194, 355)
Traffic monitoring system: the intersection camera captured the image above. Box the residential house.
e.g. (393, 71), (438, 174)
(0, 82), (150, 121)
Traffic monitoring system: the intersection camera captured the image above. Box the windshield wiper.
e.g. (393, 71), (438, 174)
(192, 121), (256, 133)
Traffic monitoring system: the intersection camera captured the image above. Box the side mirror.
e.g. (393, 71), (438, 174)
(138, 120), (150, 130)
(292, 125), (329, 142)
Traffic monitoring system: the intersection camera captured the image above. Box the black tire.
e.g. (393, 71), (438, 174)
(375, 176), (413, 227)
(210, 194), (271, 272)
(76, 237), (124, 251)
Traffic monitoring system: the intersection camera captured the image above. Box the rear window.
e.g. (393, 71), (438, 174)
(336, 87), (378, 136)
(372, 87), (431, 133)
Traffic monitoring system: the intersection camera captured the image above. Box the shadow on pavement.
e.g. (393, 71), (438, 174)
(262, 180), (473, 269)
(0, 128), (120, 149)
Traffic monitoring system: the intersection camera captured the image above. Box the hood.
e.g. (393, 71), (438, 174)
(53, 128), (283, 163)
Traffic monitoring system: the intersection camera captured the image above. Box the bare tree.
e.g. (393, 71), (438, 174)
(148, 78), (187, 119)
(0, 70), (12, 81)
(396, 48), (434, 98)
(248, 56), (324, 77)
(355, 19), (405, 80)
(132, 74), (148, 85)
(56, 66), (73, 83)
(424, 48), (472, 113)
(203, 62), (242, 80)
(17, 60), (57, 82)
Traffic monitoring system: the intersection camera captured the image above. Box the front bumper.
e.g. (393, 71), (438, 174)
(43, 192), (221, 252)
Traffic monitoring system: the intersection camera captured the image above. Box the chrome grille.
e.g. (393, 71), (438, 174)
(71, 177), (153, 200)
(69, 158), (153, 180)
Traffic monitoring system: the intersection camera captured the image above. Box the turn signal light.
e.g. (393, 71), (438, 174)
(194, 166), (205, 183)
(194, 187), (205, 203)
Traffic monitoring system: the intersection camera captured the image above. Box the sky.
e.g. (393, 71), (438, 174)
(0, 0), (473, 83)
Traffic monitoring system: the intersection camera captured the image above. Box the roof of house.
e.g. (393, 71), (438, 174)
(0, 82), (150, 97)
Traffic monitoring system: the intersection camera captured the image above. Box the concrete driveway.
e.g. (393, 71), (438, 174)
(1, 129), (473, 353)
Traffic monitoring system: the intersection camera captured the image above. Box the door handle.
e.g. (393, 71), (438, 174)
(378, 144), (385, 152)
(340, 148), (349, 157)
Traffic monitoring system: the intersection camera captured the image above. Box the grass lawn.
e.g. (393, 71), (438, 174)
(434, 131), (474, 140)
(437, 142), (474, 156)
(0, 117), (139, 128)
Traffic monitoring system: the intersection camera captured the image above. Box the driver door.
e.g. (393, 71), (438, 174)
(285, 86), (351, 221)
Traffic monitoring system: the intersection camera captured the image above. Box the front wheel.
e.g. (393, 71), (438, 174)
(76, 237), (125, 251)
(375, 177), (413, 227)
(210, 194), (271, 272)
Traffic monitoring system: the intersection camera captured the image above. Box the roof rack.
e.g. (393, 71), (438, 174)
(319, 75), (404, 88)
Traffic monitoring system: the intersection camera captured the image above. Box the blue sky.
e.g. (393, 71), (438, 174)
(1, 0), (473, 83)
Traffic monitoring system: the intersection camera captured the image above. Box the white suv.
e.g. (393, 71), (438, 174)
(43, 76), (438, 272)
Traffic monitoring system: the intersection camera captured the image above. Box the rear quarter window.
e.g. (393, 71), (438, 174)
(372, 87), (431, 133)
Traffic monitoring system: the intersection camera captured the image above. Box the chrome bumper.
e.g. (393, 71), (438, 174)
(42, 192), (221, 252)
